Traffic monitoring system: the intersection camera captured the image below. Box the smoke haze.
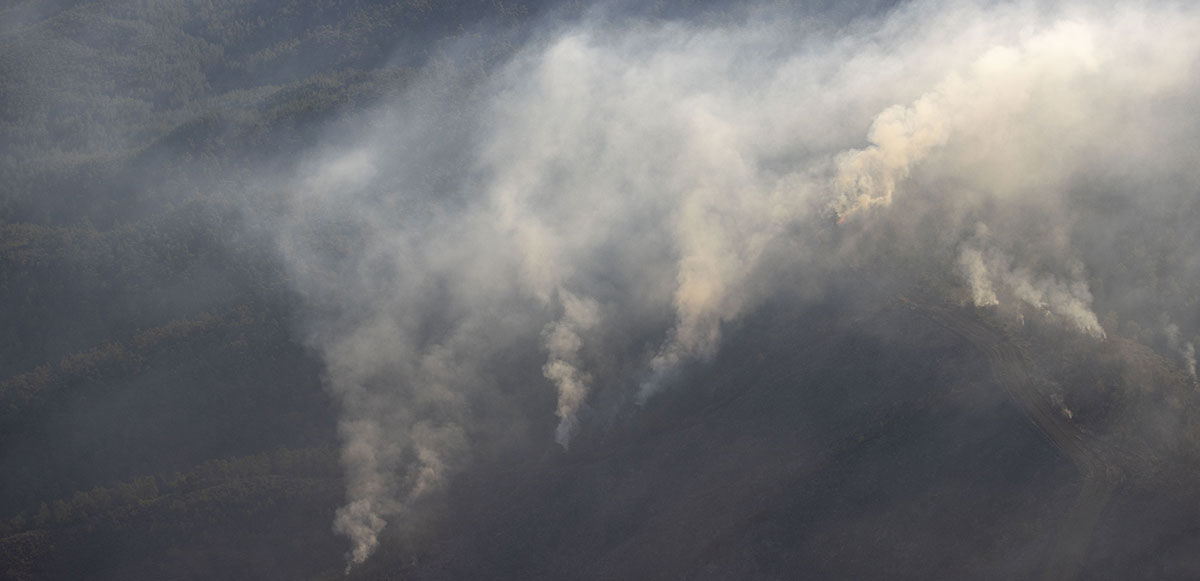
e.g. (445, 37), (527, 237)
(261, 0), (1200, 567)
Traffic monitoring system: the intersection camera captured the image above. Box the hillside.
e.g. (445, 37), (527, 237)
(3, 1), (1200, 579)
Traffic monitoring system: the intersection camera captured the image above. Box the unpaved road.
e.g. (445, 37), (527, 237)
(898, 297), (1120, 580)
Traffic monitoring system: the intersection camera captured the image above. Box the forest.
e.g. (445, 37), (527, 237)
(1, 1), (540, 577)
(3, 1), (1200, 579)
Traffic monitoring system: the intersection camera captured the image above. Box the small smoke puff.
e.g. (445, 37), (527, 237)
(1166, 323), (1198, 379)
(301, 149), (378, 200)
(334, 497), (388, 569)
(542, 290), (601, 449)
(1185, 342), (1197, 381)
(958, 246), (999, 307)
(408, 422), (467, 499)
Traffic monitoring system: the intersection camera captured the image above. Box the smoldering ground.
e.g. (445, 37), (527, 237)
(264, 0), (1200, 569)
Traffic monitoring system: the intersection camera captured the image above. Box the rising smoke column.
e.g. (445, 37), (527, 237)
(267, 0), (1200, 568)
(542, 290), (601, 448)
(277, 107), (528, 567)
(957, 237), (1106, 337)
(1166, 323), (1198, 380)
(831, 11), (1200, 339)
(479, 26), (822, 405)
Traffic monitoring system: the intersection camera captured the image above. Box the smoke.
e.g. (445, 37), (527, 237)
(1166, 323), (1198, 380)
(831, 16), (1114, 220)
(278, 95), (509, 568)
(1186, 343), (1198, 382)
(264, 0), (1200, 567)
(543, 290), (600, 448)
(958, 227), (1104, 338)
(832, 83), (953, 220)
(478, 24), (825, 404)
(957, 245), (999, 307)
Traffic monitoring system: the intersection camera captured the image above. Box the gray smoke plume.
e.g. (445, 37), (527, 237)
(542, 290), (601, 448)
(1166, 323), (1198, 380)
(957, 245), (1000, 307)
(264, 0), (1200, 567)
(958, 228), (1104, 338)
(1186, 343), (1198, 382)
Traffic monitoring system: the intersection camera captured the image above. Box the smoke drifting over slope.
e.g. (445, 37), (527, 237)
(272, 1), (1200, 566)
(1166, 322), (1198, 380)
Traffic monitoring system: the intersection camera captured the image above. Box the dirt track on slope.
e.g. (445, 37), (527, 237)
(898, 297), (1119, 580)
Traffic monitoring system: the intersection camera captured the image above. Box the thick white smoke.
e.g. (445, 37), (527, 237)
(958, 245), (999, 307)
(480, 26), (821, 404)
(269, 0), (1200, 567)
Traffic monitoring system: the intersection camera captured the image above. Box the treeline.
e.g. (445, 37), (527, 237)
(0, 446), (339, 538)
(0, 202), (286, 375)
(0, 446), (343, 580)
(0, 306), (259, 420)
(0, 301), (336, 514)
(0, 0), (539, 226)
(0, 3), (550, 575)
